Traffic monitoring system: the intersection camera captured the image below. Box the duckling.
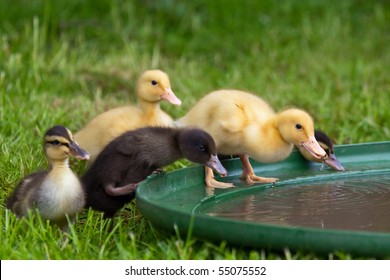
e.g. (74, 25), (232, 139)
(298, 130), (345, 171)
(75, 69), (182, 162)
(82, 126), (227, 218)
(177, 89), (326, 188)
(6, 125), (90, 231)
(221, 130), (345, 171)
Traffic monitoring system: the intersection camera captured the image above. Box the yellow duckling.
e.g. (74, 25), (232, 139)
(6, 125), (89, 231)
(177, 89), (326, 188)
(75, 69), (182, 162)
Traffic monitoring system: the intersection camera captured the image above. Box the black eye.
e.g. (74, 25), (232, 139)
(53, 140), (61, 145)
(198, 144), (206, 152)
(295, 124), (303, 130)
(47, 140), (69, 147)
(151, 80), (158, 86)
(47, 140), (61, 146)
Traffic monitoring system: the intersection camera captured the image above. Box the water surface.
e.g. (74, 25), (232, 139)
(205, 174), (390, 232)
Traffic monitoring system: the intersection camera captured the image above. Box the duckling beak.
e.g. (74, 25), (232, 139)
(161, 88), (182, 106)
(324, 153), (345, 171)
(69, 142), (90, 160)
(205, 154), (228, 177)
(300, 135), (327, 160)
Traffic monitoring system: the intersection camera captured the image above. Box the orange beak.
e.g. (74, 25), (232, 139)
(300, 135), (327, 160)
(161, 88), (182, 106)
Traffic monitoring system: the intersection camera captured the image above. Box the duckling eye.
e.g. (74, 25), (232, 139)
(295, 124), (303, 130)
(197, 144), (206, 152)
(151, 80), (158, 86)
(47, 140), (69, 147)
(52, 140), (61, 146)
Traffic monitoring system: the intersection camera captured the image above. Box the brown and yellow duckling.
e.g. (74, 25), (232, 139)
(177, 89), (326, 188)
(298, 130), (345, 171)
(82, 126), (227, 218)
(75, 69), (182, 162)
(6, 125), (89, 231)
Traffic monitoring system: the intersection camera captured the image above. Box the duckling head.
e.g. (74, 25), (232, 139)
(276, 109), (326, 160)
(314, 131), (345, 171)
(137, 69), (182, 105)
(177, 129), (227, 177)
(44, 125), (90, 162)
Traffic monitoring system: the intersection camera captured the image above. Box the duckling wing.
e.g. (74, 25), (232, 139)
(75, 106), (142, 159)
(178, 90), (274, 154)
(115, 131), (142, 156)
(81, 130), (162, 216)
(6, 171), (47, 216)
(82, 130), (156, 191)
(76, 105), (175, 162)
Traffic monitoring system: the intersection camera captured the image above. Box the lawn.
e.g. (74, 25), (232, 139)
(0, 0), (389, 259)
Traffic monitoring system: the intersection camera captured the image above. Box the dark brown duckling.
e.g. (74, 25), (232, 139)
(297, 130), (344, 171)
(82, 126), (227, 218)
(6, 125), (90, 231)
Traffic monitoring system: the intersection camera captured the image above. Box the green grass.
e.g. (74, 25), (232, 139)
(1, 0), (389, 259)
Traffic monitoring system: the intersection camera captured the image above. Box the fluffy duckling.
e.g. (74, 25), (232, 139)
(82, 126), (227, 218)
(177, 89), (326, 188)
(298, 130), (345, 171)
(221, 130), (345, 171)
(6, 125), (89, 231)
(75, 69), (182, 162)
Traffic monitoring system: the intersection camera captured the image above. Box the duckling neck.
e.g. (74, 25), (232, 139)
(245, 118), (294, 163)
(48, 158), (70, 171)
(151, 132), (182, 167)
(138, 98), (162, 118)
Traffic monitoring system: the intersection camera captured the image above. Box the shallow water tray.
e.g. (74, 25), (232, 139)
(136, 142), (390, 257)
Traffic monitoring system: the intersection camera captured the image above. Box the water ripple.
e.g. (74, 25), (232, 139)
(205, 174), (390, 232)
